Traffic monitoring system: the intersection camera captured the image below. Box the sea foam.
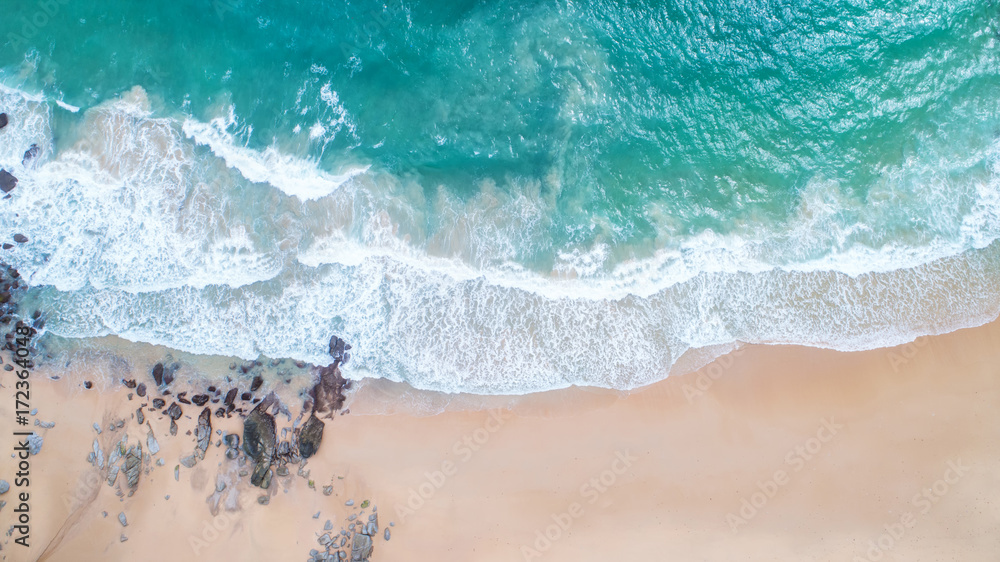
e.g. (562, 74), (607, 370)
(2, 83), (1000, 395)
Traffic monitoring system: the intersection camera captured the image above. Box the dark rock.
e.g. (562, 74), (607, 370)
(84, 381), (92, 389)
(136, 408), (144, 425)
(224, 433), (239, 449)
(1, 244), (11, 250)
(328, 335), (352, 363)
(207, 385), (216, 392)
(0, 113), (7, 129)
(241, 392), (251, 401)
(162, 367), (174, 386)
(22, 144), (39, 167)
(243, 394), (277, 488)
(298, 413), (325, 459)
(177, 391), (190, 405)
(191, 394), (209, 406)
(123, 378), (136, 389)
(0, 170), (16, 193)
(308, 363), (349, 416)
(136, 383), (146, 397)
(151, 398), (165, 409)
(165, 402), (182, 420)
(13, 234), (28, 244)
(195, 408), (212, 459)
(250, 375), (263, 392)
(214, 407), (226, 418)
(152, 363), (163, 386)
(224, 388), (237, 406)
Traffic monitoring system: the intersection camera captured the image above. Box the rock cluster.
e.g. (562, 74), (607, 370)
(328, 335), (352, 365)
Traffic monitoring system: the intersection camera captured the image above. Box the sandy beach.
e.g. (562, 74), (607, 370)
(1, 317), (999, 562)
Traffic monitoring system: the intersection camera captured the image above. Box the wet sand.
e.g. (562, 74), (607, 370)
(2, 317), (999, 561)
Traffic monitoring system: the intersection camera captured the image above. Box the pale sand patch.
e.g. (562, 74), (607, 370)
(1, 318), (998, 561)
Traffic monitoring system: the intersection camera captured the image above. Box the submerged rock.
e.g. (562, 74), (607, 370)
(251, 375), (263, 392)
(0, 170), (16, 193)
(328, 335), (350, 357)
(21, 144), (39, 167)
(152, 363), (163, 386)
(0, 113), (8, 129)
(13, 234), (28, 244)
(298, 413), (325, 459)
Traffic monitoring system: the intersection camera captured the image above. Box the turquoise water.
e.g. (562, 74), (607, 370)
(1, 0), (999, 393)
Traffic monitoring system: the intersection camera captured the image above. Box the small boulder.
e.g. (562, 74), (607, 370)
(165, 402), (182, 420)
(0, 113), (8, 129)
(350, 533), (373, 562)
(0, 170), (16, 193)
(298, 413), (325, 459)
(13, 234), (28, 244)
(194, 407), (212, 459)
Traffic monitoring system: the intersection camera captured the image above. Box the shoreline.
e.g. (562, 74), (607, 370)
(1, 316), (998, 560)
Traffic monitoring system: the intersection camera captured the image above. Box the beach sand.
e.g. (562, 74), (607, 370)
(2, 317), (999, 562)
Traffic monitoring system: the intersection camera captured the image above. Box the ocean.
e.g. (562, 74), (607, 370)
(1, 0), (999, 394)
